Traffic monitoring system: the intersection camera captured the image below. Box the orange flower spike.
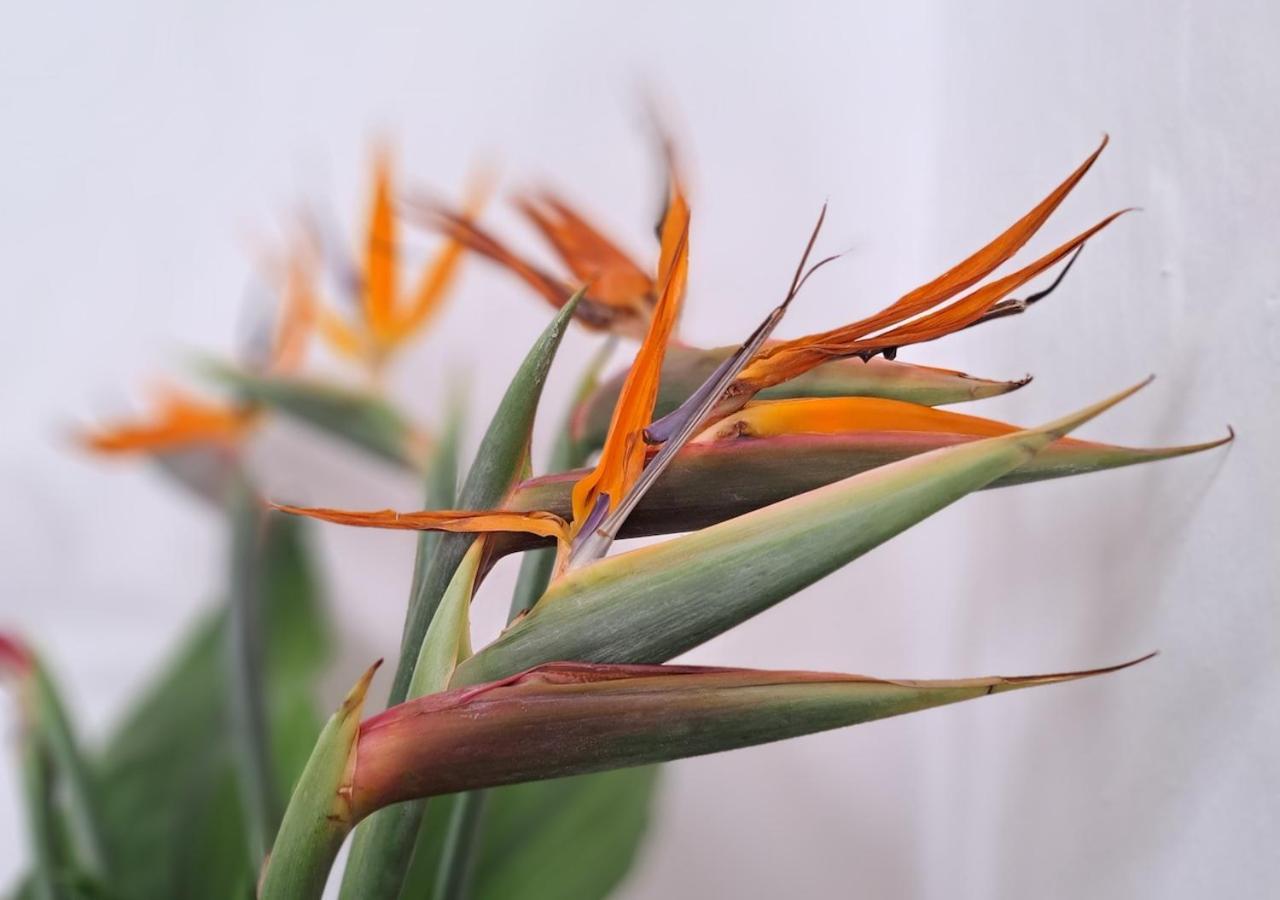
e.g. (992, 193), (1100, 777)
(363, 149), (399, 347)
(271, 503), (570, 544)
(515, 193), (654, 313)
(79, 387), (257, 455)
(737, 139), (1118, 393)
(570, 193), (690, 532)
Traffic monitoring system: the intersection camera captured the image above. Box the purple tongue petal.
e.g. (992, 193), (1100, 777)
(644, 353), (737, 443)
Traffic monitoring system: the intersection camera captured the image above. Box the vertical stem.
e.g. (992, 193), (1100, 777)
(227, 477), (280, 867)
(432, 791), (490, 900)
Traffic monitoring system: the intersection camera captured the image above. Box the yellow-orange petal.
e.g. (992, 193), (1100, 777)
(692, 396), (1021, 443)
(271, 503), (570, 542)
(317, 308), (369, 362)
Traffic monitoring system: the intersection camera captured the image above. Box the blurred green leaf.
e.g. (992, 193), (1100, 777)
(91, 513), (330, 899)
(403, 768), (659, 900)
(205, 363), (426, 469)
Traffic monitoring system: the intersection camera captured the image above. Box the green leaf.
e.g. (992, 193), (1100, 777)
(511, 335), (615, 616)
(572, 345), (1030, 451)
(458, 383), (1149, 684)
(204, 363), (427, 469)
(92, 513), (330, 900)
(402, 768), (660, 900)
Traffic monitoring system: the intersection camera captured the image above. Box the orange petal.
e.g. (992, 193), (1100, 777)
(515, 193), (654, 312)
(317, 308), (368, 362)
(693, 396), (1020, 443)
(271, 503), (569, 542)
(571, 212), (690, 529)
(79, 388), (255, 455)
(747, 138), (1110, 385)
(363, 149), (398, 343)
(742, 208), (1126, 390)
(394, 172), (494, 343)
(420, 204), (573, 309)
(656, 168), (691, 294)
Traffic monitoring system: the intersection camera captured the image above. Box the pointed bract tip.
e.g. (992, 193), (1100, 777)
(343, 660), (383, 717)
(1037, 376), (1154, 442)
(0, 633), (33, 676)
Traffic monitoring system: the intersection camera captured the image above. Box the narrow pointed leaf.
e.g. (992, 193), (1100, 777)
(259, 662), (379, 900)
(2, 638), (109, 886)
(351, 657), (1146, 818)
(512, 337), (617, 614)
(572, 345), (1030, 451)
(387, 290), (582, 707)
(458, 383), (1149, 683)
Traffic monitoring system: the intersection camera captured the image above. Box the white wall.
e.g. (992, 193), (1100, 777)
(1, 2), (1275, 897)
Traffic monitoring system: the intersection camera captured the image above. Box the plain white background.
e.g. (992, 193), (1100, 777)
(1, 2), (1276, 897)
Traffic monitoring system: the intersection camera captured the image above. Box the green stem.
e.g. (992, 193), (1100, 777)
(227, 477), (281, 867)
(432, 791), (490, 900)
(20, 734), (59, 900)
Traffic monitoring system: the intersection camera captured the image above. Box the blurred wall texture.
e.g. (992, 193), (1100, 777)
(1, 2), (1276, 898)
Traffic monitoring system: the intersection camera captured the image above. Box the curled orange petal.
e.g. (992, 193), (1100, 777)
(516, 193), (654, 313)
(735, 141), (1118, 398)
(271, 503), (569, 542)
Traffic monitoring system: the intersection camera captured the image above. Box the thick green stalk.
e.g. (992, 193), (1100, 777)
(19, 734), (58, 900)
(438, 338), (611, 895)
(339, 403), (465, 897)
